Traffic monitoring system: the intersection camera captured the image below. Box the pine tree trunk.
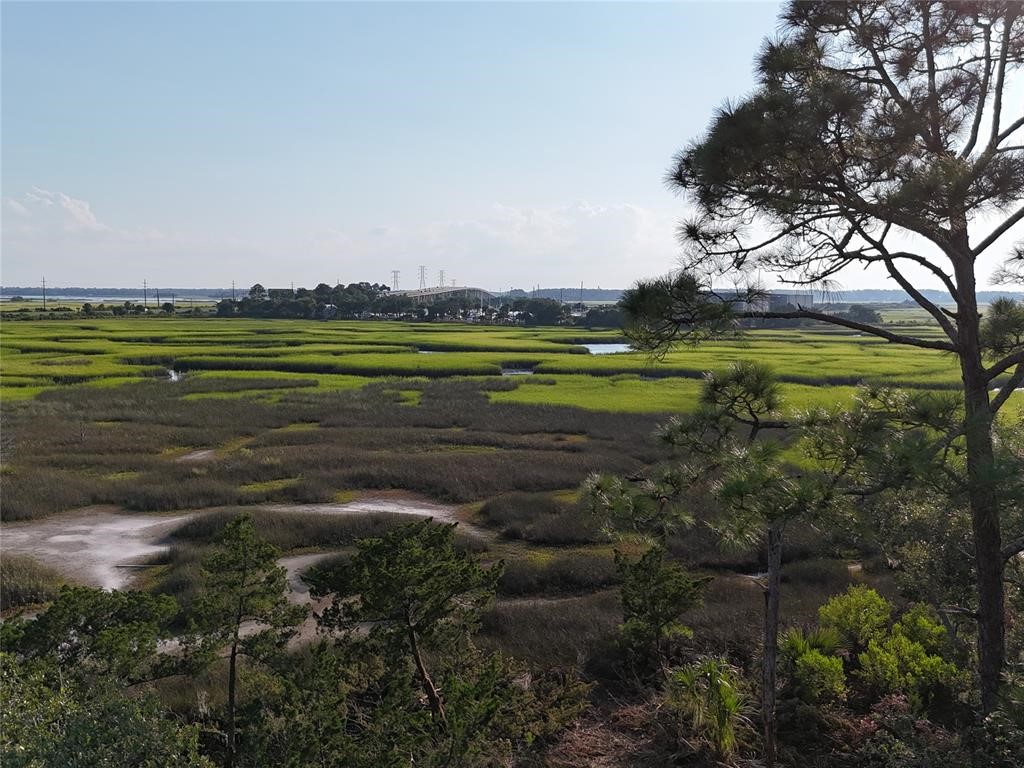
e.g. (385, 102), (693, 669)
(408, 623), (447, 726)
(954, 256), (1005, 711)
(964, 387), (1004, 712)
(961, 348), (1005, 710)
(762, 525), (783, 768)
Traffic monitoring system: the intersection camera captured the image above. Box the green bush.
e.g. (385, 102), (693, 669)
(857, 632), (959, 706)
(819, 585), (892, 652)
(615, 547), (708, 668)
(794, 649), (847, 705)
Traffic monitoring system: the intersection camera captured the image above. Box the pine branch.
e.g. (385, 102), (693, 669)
(736, 309), (957, 352)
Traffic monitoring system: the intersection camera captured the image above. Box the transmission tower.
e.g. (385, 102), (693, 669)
(391, 270), (400, 290)
(418, 265), (427, 289)
(438, 269), (445, 288)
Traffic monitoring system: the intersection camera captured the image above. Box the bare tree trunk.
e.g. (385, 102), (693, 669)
(762, 525), (783, 768)
(408, 623), (447, 726)
(954, 256), (1006, 711)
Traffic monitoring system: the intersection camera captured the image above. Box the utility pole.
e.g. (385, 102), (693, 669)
(41, 276), (47, 310)
(418, 265), (427, 289)
(391, 270), (400, 290)
(231, 280), (236, 301)
(579, 281), (584, 305)
(438, 269), (445, 288)
(155, 288), (160, 305)
(143, 280), (148, 307)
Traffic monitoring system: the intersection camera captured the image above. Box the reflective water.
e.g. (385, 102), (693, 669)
(582, 343), (632, 354)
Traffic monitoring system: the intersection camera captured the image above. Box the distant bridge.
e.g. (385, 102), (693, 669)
(389, 286), (496, 305)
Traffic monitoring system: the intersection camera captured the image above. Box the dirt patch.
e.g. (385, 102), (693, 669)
(0, 494), (477, 593)
(279, 552), (335, 606)
(1, 507), (190, 589)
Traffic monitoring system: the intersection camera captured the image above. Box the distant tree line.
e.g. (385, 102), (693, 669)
(210, 283), (624, 328)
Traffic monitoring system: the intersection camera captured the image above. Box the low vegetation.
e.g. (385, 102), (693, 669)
(0, 555), (67, 611)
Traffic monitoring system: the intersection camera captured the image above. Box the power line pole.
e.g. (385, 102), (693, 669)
(41, 276), (46, 310)
(438, 269), (445, 288)
(391, 270), (400, 290)
(231, 281), (236, 301)
(143, 280), (148, 307)
(418, 265), (427, 289)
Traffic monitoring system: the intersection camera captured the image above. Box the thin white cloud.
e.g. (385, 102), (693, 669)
(57, 192), (108, 232)
(4, 199), (30, 217)
(15, 187), (110, 232)
(25, 187), (55, 207)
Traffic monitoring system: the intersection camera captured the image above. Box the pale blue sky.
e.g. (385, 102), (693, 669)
(3, 1), (1015, 291)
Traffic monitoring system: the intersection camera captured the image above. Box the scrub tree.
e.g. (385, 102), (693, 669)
(189, 514), (306, 768)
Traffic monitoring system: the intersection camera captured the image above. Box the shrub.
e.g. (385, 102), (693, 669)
(667, 657), (752, 762)
(615, 547), (709, 668)
(794, 649), (847, 705)
(819, 585), (892, 652)
(971, 678), (1024, 768)
(836, 694), (969, 768)
(857, 632), (960, 709)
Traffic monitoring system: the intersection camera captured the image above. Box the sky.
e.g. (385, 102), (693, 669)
(1, 1), (1020, 292)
